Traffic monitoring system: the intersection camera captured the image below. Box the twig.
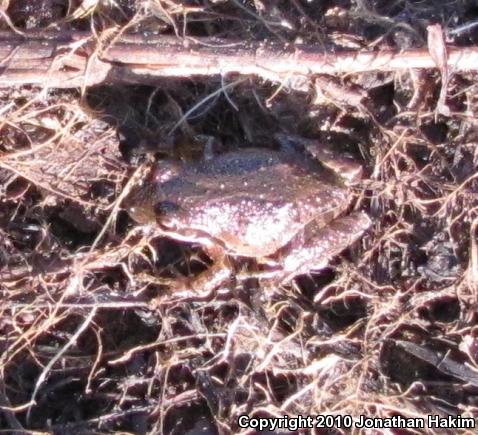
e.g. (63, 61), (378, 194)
(1, 30), (478, 88)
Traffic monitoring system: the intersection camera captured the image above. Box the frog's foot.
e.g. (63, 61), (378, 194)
(276, 211), (371, 284)
(275, 133), (363, 185)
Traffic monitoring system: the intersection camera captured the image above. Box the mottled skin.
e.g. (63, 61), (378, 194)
(126, 136), (371, 289)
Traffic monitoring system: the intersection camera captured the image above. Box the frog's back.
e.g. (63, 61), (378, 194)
(162, 150), (351, 257)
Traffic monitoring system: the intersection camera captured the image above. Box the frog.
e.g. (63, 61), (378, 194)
(125, 134), (371, 293)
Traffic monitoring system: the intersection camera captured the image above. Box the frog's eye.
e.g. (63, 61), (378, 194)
(154, 201), (182, 217)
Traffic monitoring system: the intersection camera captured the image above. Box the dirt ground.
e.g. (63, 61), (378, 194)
(1, 1), (478, 434)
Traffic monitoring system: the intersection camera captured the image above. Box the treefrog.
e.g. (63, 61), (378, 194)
(125, 134), (371, 292)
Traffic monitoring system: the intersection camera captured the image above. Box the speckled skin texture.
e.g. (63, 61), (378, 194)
(126, 145), (370, 283)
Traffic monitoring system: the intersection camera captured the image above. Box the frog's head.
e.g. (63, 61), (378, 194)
(124, 161), (183, 225)
(125, 184), (161, 225)
(123, 164), (175, 225)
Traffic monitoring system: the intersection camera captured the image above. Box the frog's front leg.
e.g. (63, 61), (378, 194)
(171, 243), (233, 297)
(274, 211), (371, 284)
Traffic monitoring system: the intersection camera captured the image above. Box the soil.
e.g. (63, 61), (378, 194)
(1, 1), (478, 434)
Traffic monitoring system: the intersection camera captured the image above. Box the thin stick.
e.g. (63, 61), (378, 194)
(1, 30), (478, 88)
